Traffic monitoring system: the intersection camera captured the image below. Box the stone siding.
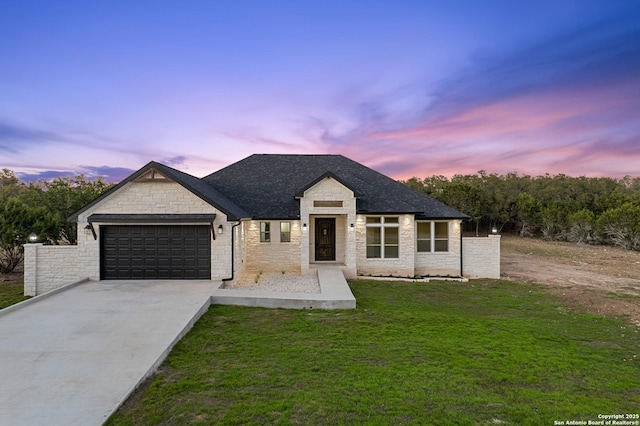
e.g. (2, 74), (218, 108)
(241, 220), (302, 276)
(462, 235), (501, 279)
(299, 177), (357, 278)
(23, 244), (83, 296)
(356, 214), (416, 277)
(76, 181), (232, 280)
(24, 180), (234, 295)
(414, 220), (463, 277)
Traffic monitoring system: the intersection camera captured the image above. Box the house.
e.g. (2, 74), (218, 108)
(23, 154), (501, 295)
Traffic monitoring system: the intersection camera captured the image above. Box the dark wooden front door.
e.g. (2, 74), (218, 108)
(315, 218), (336, 261)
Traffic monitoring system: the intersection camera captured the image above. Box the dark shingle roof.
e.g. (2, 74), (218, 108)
(203, 154), (468, 220)
(70, 155), (468, 223)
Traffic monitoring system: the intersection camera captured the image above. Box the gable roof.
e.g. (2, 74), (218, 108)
(293, 171), (363, 198)
(203, 154), (468, 220)
(68, 161), (248, 222)
(70, 155), (467, 223)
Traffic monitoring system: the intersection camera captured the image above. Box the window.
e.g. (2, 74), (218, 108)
(280, 222), (291, 242)
(434, 222), (448, 252)
(366, 216), (399, 258)
(417, 221), (449, 252)
(260, 222), (270, 242)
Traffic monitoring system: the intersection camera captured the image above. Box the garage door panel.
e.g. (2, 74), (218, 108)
(101, 225), (211, 280)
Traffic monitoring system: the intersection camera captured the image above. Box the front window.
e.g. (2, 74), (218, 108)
(417, 221), (449, 252)
(366, 216), (399, 258)
(260, 222), (270, 242)
(280, 222), (291, 243)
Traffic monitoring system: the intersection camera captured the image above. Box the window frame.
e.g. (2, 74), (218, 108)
(416, 221), (450, 253)
(280, 221), (291, 243)
(260, 222), (271, 242)
(366, 216), (400, 259)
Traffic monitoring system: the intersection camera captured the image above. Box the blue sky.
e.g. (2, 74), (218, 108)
(1, 0), (639, 182)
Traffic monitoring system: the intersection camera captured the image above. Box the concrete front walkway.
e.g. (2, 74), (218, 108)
(212, 267), (356, 309)
(0, 280), (217, 426)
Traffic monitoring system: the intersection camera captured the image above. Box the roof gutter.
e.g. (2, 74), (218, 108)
(222, 221), (241, 282)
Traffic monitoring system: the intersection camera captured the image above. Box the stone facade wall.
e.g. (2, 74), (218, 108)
(414, 220), (463, 277)
(76, 180), (232, 280)
(24, 180), (235, 295)
(23, 244), (83, 296)
(240, 219), (302, 276)
(462, 235), (501, 279)
(299, 177), (357, 278)
(356, 214), (416, 277)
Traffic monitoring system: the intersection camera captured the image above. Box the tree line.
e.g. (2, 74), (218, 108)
(0, 169), (113, 273)
(403, 171), (640, 251)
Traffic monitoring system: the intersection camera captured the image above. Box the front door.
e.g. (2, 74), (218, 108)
(315, 218), (335, 261)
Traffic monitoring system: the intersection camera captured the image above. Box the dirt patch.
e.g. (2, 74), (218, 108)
(501, 235), (640, 326)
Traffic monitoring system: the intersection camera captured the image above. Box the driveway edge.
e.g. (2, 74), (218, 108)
(0, 278), (90, 318)
(103, 295), (214, 423)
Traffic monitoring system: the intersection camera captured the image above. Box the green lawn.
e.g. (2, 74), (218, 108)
(106, 279), (638, 425)
(0, 277), (28, 309)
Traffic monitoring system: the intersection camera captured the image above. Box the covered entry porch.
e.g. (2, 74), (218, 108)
(302, 214), (356, 278)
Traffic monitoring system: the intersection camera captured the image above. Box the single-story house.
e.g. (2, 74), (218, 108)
(24, 154), (500, 295)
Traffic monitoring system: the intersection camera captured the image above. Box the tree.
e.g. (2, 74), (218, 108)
(23, 175), (113, 244)
(0, 169), (23, 202)
(596, 203), (640, 251)
(566, 209), (597, 244)
(514, 193), (540, 237)
(0, 199), (58, 273)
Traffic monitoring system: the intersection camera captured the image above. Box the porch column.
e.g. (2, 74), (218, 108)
(300, 214), (310, 273)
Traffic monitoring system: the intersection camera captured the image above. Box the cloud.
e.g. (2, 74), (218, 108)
(0, 121), (61, 153)
(311, 16), (640, 178)
(161, 156), (187, 167)
(17, 165), (135, 183)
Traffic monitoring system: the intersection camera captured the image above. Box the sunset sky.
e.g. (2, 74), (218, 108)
(1, 1), (639, 182)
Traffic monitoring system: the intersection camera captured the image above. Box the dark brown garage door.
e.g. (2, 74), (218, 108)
(101, 225), (211, 280)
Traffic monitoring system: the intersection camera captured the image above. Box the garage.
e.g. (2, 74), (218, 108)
(100, 225), (211, 280)
(91, 214), (215, 280)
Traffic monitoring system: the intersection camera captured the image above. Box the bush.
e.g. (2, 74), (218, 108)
(596, 203), (640, 251)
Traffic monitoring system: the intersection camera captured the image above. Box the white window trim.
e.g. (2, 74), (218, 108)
(417, 221), (449, 253)
(366, 216), (400, 259)
(280, 221), (291, 243)
(260, 221), (271, 243)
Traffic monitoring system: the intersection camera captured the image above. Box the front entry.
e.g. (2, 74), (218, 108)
(315, 218), (336, 261)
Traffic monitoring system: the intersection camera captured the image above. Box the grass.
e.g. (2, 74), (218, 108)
(0, 276), (29, 309)
(107, 280), (640, 425)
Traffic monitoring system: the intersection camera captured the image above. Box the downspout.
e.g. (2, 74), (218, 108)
(222, 221), (241, 282)
(460, 220), (464, 278)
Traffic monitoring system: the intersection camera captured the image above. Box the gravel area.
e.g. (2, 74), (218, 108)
(225, 271), (321, 294)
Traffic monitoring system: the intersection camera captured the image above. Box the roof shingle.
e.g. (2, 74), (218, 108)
(203, 154), (468, 220)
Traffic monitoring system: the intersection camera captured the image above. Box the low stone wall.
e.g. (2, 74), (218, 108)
(23, 244), (85, 296)
(462, 235), (501, 279)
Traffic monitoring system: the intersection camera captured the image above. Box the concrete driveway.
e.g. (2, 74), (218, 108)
(0, 279), (218, 426)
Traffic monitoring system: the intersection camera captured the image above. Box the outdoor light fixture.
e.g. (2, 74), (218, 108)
(28, 232), (38, 243)
(349, 223), (355, 231)
(217, 224), (223, 234)
(303, 223), (308, 231)
(492, 227), (498, 234)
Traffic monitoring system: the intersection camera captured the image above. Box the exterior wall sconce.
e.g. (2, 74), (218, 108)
(28, 232), (38, 243)
(302, 223), (308, 232)
(217, 224), (224, 234)
(349, 223), (354, 231)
